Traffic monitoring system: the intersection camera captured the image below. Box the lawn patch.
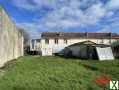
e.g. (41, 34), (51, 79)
(0, 56), (118, 90)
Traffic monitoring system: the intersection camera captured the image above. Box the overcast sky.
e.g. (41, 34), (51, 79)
(0, 0), (119, 38)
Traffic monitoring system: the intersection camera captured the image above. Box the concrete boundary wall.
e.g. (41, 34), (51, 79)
(0, 7), (24, 67)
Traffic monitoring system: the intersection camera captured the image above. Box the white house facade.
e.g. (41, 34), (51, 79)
(30, 39), (41, 51)
(40, 32), (119, 56)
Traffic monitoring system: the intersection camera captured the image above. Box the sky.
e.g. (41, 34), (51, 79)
(0, 0), (119, 38)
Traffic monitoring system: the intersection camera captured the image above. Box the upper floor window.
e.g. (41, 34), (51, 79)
(55, 38), (58, 44)
(45, 39), (49, 44)
(117, 40), (119, 42)
(64, 39), (68, 44)
(31, 40), (35, 49)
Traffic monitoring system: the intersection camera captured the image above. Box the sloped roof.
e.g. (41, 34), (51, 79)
(41, 32), (119, 39)
(67, 41), (110, 47)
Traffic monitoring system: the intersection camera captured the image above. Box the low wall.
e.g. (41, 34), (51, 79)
(0, 7), (24, 67)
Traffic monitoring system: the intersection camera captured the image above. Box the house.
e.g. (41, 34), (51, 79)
(29, 39), (41, 55)
(40, 32), (119, 58)
(0, 7), (24, 67)
(30, 39), (41, 51)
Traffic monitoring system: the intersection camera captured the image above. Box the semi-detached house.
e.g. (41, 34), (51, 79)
(40, 32), (119, 57)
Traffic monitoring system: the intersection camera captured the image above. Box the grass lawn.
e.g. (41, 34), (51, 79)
(0, 56), (119, 90)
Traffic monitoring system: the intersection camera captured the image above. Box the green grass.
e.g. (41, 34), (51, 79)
(0, 56), (119, 90)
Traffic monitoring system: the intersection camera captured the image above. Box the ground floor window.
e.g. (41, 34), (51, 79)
(45, 39), (49, 44)
(55, 38), (58, 44)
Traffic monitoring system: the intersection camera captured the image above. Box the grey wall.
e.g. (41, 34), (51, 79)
(0, 8), (24, 67)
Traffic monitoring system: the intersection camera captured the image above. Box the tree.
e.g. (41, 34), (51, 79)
(19, 28), (30, 46)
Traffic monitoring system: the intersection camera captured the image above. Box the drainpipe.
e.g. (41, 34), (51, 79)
(110, 32), (112, 44)
(86, 32), (88, 40)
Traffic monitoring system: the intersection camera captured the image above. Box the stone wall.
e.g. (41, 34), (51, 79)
(0, 8), (24, 67)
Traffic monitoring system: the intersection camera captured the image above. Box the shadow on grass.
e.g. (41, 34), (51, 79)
(54, 54), (100, 72)
(0, 59), (18, 70)
(54, 53), (98, 61)
(82, 64), (98, 71)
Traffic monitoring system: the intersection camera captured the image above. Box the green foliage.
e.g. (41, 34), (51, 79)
(0, 56), (119, 90)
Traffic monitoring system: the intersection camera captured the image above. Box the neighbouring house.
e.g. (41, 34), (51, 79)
(39, 32), (119, 60)
(29, 39), (41, 55)
(63, 41), (114, 60)
(0, 7), (24, 67)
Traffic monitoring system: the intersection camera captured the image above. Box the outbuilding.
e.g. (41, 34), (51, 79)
(63, 41), (114, 60)
(112, 42), (119, 58)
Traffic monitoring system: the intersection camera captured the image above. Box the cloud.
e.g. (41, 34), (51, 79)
(98, 21), (119, 33)
(15, 0), (110, 26)
(106, 0), (119, 10)
(16, 22), (41, 38)
(11, 0), (60, 11)
(37, 2), (107, 29)
(98, 27), (112, 33)
(10, 0), (119, 38)
(12, 0), (37, 10)
(33, 0), (58, 9)
(82, 3), (105, 25)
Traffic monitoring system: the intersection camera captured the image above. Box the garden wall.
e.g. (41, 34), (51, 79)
(0, 7), (24, 67)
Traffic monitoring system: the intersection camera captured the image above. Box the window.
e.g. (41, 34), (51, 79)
(45, 39), (49, 44)
(64, 39), (67, 44)
(109, 40), (111, 44)
(100, 39), (104, 44)
(55, 38), (58, 44)
(31, 40), (35, 49)
(117, 40), (119, 42)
